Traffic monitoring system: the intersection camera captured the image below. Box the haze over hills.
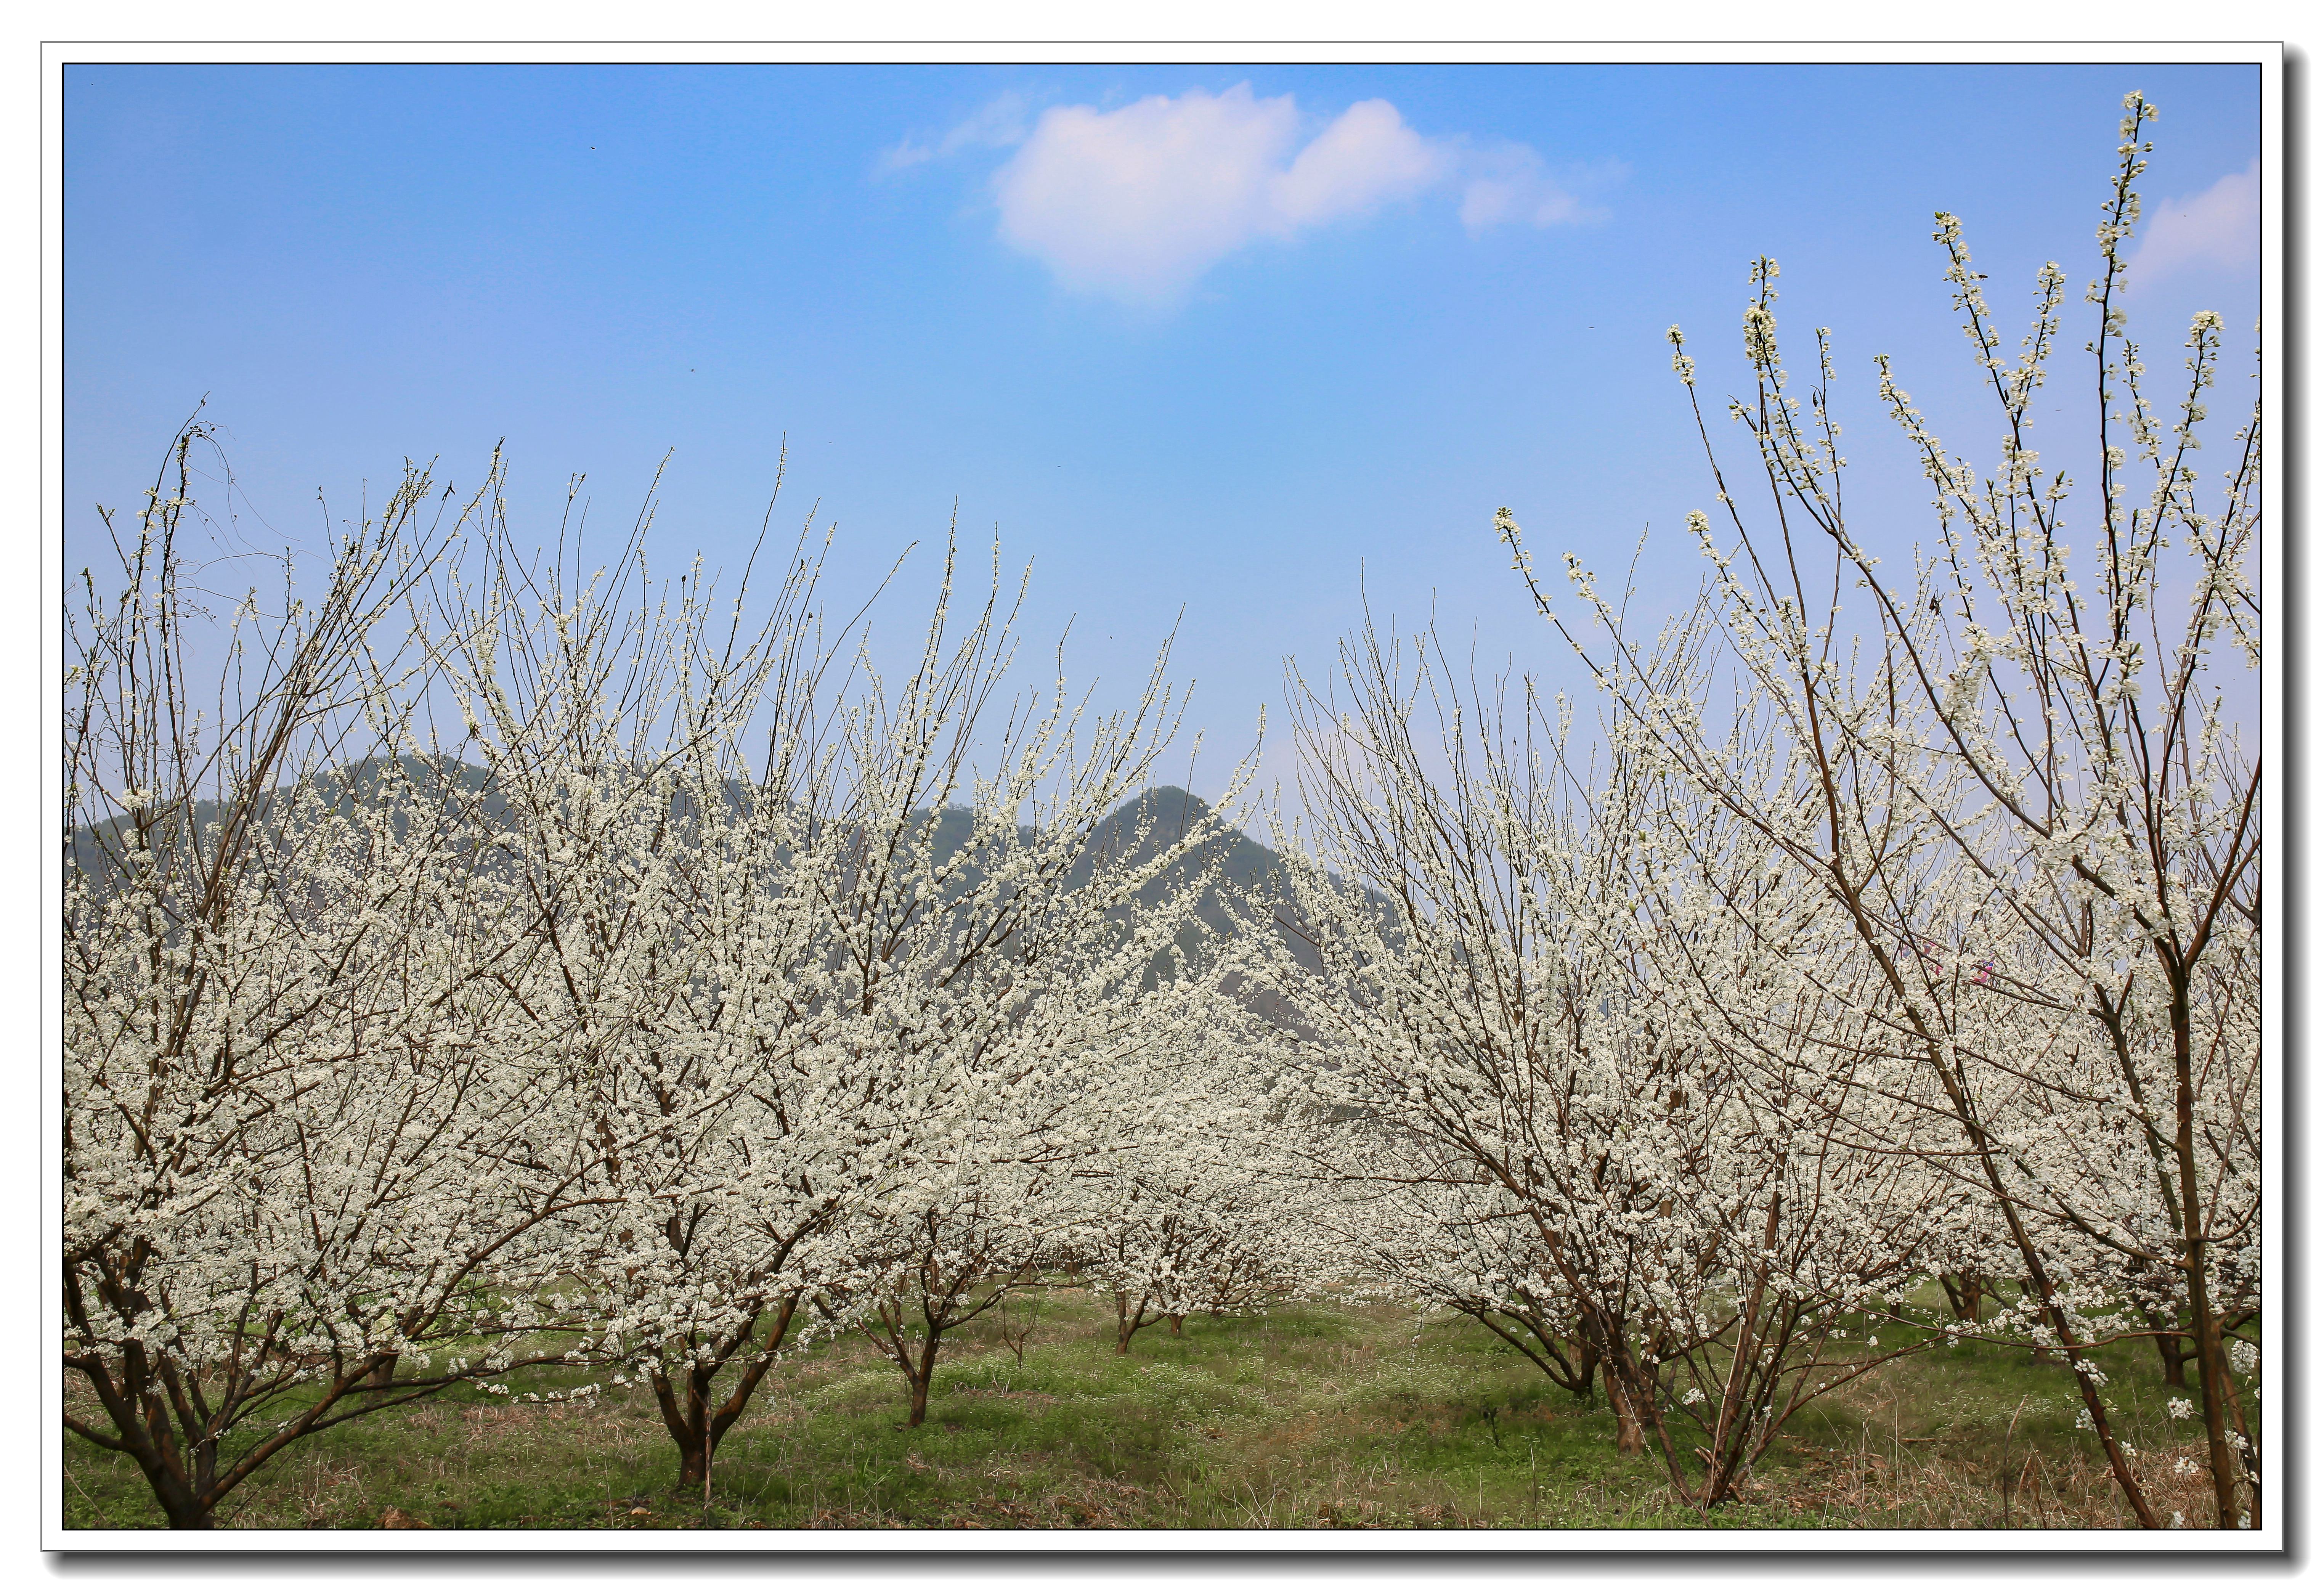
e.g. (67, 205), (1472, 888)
(69, 764), (1329, 982)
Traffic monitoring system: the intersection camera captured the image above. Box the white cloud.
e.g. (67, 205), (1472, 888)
(1274, 97), (1449, 227)
(1457, 143), (1585, 232)
(986, 84), (1591, 304)
(2126, 159), (2258, 295)
(880, 92), (1030, 174)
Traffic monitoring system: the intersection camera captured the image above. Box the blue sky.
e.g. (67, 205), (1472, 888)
(64, 63), (2262, 803)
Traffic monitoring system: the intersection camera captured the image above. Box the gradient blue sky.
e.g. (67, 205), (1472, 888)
(64, 63), (2262, 801)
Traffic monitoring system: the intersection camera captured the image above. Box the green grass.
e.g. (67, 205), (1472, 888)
(60, 1291), (2241, 1531)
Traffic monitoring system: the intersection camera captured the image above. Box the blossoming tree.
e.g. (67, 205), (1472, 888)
(64, 432), (609, 1529)
(815, 566), (1257, 1424)
(1511, 93), (2261, 1527)
(433, 468), (855, 1492)
(1067, 986), (1318, 1351)
(1246, 613), (1945, 1509)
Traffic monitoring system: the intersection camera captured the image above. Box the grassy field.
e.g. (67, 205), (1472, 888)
(61, 1290), (2235, 1531)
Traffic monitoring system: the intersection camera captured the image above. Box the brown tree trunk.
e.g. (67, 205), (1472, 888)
(1574, 1338), (1602, 1404)
(903, 1331), (943, 1427)
(2154, 1327), (2192, 1389)
(650, 1367), (714, 1489)
(2164, 967), (2252, 1529)
(1604, 1368), (1645, 1455)
(1114, 1291), (1168, 1352)
(187, 1440), (223, 1527)
(115, 1379), (223, 1527)
(1167, 1314), (1184, 1337)
(146, 1448), (215, 1530)
(1939, 1273), (1985, 1324)
(1890, 964), (2159, 1524)
(648, 1298), (802, 1489)
(83, 1346), (406, 1528)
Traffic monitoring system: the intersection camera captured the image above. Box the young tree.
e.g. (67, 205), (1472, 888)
(1315, 1151), (1607, 1405)
(791, 540), (1258, 1426)
(1513, 93), (2261, 1526)
(435, 463), (856, 1491)
(1248, 613), (1945, 1509)
(64, 430), (605, 1528)
(1067, 988), (1316, 1352)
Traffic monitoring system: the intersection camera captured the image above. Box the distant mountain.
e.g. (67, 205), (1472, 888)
(67, 761), (1343, 1042)
(1067, 785), (1316, 978)
(67, 764), (1319, 957)
(66, 754), (496, 890)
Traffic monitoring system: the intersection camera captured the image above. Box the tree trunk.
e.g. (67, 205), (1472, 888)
(1166, 1314), (1184, 1337)
(140, 1444), (215, 1531)
(2154, 1326), (2192, 1389)
(161, 1494), (217, 1530)
(650, 1367), (715, 1489)
(1113, 1291), (1155, 1353)
(1574, 1338), (1602, 1405)
(649, 1299), (802, 1489)
(133, 1402), (223, 1529)
(1604, 1368), (1645, 1455)
(80, 1345), (403, 1528)
(2186, 1281), (2244, 1526)
(2164, 967), (2252, 1530)
(903, 1331), (943, 1427)
(160, 1442), (220, 1528)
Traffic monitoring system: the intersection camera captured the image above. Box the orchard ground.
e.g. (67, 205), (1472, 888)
(62, 1291), (2236, 1531)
